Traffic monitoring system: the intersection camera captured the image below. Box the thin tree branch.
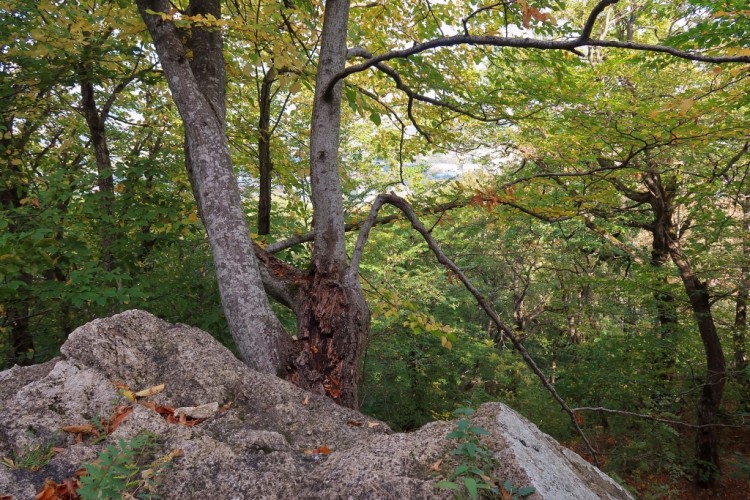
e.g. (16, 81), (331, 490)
(267, 199), (464, 254)
(325, 0), (750, 98)
(348, 194), (600, 466)
(572, 406), (743, 428)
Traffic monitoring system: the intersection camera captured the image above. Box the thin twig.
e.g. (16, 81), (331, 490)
(572, 407), (745, 428)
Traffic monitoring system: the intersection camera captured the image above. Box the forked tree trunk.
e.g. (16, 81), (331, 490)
(138, 0), (369, 408)
(643, 171), (726, 487)
(294, 0), (370, 409)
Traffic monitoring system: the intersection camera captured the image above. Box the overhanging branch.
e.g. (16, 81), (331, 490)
(325, 0), (750, 98)
(347, 193), (600, 466)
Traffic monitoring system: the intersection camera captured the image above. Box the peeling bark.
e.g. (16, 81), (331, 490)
(296, 0), (370, 408)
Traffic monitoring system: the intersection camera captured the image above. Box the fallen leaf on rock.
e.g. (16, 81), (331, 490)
(61, 424), (100, 437)
(35, 478), (78, 500)
(173, 402), (218, 420)
(347, 420), (364, 427)
(104, 405), (133, 434)
(303, 395), (310, 406)
(367, 422), (380, 428)
(219, 401), (233, 412)
(141, 401), (209, 426)
(431, 459), (443, 471)
(134, 383), (165, 398)
(113, 381), (136, 401)
(303, 444), (332, 455)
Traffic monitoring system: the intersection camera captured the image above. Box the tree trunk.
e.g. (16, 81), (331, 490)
(294, 0), (370, 409)
(667, 225), (726, 487)
(734, 196), (749, 378)
(257, 66), (275, 236)
(79, 65), (117, 273)
(613, 167), (726, 485)
(136, 0), (290, 375)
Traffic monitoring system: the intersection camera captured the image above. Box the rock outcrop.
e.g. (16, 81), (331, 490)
(0, 310), (632, 499)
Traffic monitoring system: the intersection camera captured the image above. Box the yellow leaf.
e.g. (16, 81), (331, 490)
(135, 383), (166, 398)
(120, 389), (136, 401)
(440, 336), (452, 350)
(678, 98), (695, 115)
(11, 158), (22, 165)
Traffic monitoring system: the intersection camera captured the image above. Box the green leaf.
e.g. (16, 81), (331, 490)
(518, 486), (537, 496)
(436, 480), (460, 490)
(463, 476), (478, 499)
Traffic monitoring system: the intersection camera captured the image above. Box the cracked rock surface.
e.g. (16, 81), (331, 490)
(0, 310), (632, 499)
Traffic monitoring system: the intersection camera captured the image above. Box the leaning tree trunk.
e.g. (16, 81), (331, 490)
(292, 0), (370, 409)
(667, 231), (726, 486)
(136, 0), (290, 375)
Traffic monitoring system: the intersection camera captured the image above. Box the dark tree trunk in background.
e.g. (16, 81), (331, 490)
(79, 72), (116, 273)
(1, 117), (35, 365)
(643, 170), (726, 486)
(257, 66), (275, 236)
(734, 195), (749, 379)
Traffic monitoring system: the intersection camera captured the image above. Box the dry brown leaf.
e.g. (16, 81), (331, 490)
(61, 424), (99, 437)
(347, 420), (364, 427)
(431, 459), (443, 471)
(104, 405), (133, 434)
(367, 422), (380, 428)
(35, 483), (57, 500)
(134, 383), (165, 398)
(303, 444), (332, 455)
(302, 395), (310, 406)
(113, 381), (136, 401)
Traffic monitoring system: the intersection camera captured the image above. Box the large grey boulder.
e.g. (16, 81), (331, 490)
(0, 310), (632, 499)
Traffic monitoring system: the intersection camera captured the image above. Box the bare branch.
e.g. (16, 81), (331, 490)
(580, 0), (619, 40)
(325, 0), (749, 98)
(267, 199), (464, 254)
(573, 407), (743, 428)
(348, 194), (600, 465)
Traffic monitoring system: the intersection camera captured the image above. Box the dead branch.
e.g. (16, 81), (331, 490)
(347, 193), (601, 466)
(572, 406), (745, 428)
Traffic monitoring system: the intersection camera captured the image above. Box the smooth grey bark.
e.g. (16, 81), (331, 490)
(310, 0), (350, 276)
(136, 0), (289, 375)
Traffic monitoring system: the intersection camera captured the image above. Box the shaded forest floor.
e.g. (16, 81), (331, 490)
(567, 424), (750, 499)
